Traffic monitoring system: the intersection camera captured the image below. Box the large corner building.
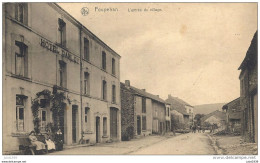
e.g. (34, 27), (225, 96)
(3, 3), (121, 153)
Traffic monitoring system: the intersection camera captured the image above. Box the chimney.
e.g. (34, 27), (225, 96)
(142, 89), (146, 92)
(125, 80), (130, 87)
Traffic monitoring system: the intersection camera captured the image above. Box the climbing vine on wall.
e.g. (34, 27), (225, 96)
(31, 87), (67, 134)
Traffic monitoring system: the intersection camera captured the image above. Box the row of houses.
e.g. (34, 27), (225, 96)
(3, 2), (195, 154)
(120, 81), (194, 141)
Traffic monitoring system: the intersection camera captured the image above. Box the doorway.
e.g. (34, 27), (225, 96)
(72, 105), (78, 143)
(137, 116), (141, 135)
(96, 117), (100, 143)
(110, 107), (118, 140)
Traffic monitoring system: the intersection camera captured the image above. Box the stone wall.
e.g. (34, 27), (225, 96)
(120, 83), (135, 140)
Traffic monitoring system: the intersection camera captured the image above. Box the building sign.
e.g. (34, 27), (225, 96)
(40, 38), (80, 64)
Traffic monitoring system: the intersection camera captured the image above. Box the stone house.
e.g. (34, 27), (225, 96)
(3, 2), (121, 154)
(121, 80), (168, 140)
(238, 31), (258, 143)
(222, 98), (242, 134)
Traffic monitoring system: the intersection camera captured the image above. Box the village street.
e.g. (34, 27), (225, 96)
(49, 132), (215, 155)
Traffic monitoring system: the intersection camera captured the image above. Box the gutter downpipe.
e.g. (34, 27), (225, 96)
(79, 25), (83, 143)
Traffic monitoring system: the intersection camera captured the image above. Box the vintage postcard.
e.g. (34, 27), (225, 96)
(1, 1), (258, 161)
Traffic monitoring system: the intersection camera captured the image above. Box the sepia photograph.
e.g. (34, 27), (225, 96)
(1, 1), (258, 160)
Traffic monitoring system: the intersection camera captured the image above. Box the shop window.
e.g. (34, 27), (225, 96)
(15, 3), (28, 25)
(59, 61), (67, 88)
(102, 80), (107, 100)
(84, 72), (90, 95)
(58, 18), (66, 47)
(15, 41), (28, 77)
(102, 51), (106, 70)
(84, 38), (89, 61)
(112, 58), (115, 75)
(103, 117), (107, 136)
(16, 95), (26, 131)
(112, 85), (116, 103)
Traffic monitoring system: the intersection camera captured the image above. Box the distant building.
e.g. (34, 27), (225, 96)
(222, 98), (242, 134)
(238, 31), (258, 143)
(121, 80), (169, 140)
(166, 95), (194, 129)
(201, 110), (226, 131)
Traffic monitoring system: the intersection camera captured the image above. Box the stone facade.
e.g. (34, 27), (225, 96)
(239, 31), (258, 143)
(120, 80), (168, 140)
(3, 3), (121, 153)
(120, 83), (135, 140)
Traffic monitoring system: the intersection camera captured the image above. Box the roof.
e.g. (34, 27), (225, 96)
(238, 31), (257, 70)
(165, 96), (191, 115)
(222, 98), (242, 120)
(121, 83), (168, 105)
(222, 97), (240, 110)
(201, 110), (226, 122)
(222, 98), (241, 111)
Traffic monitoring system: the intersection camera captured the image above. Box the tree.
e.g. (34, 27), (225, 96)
(31, 86), (67, 134)
(194, 114), (205, 126)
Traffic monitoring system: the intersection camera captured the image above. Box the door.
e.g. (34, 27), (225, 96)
(137, 116), (141, 135)
(110, 107), (118, 140)
(96, 117), (100, 143)
(72, 105), (78, 143)
(252, 93), (258, 143)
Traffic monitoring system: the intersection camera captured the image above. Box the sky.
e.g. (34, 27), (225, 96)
(58, 3), (257, 106)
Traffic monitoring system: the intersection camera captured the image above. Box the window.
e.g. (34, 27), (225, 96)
(103, 117), (107, 136)
(59, 61), (67, 88)
(142, 97), (146, 113)
(16, 95), (25, 131)
(85, 107), (90, 131)
(112, 58), (115, 75)
(15, 3), (28, 25)
(84, 72), (90, 95)
(112, 85), (116, 103)
(15, 41), (28, 77)
(84, 38), (90, 61)
(102, 51), (106, 70)
(102, 80), (107, 100)
(58, 18), (66, 47)
(168, 108), (170, 117)
(142, 116), (146, 130)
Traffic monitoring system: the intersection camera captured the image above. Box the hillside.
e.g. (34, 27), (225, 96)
(194, 103), (226, 115)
